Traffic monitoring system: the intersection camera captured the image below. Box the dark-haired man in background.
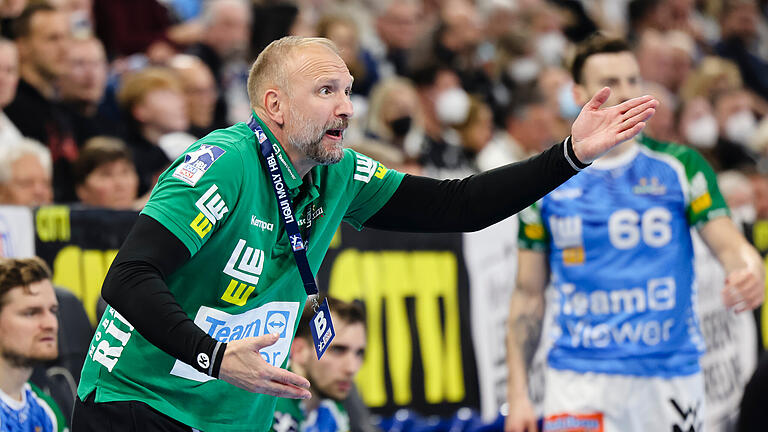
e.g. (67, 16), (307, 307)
(505, 35), (764, 432)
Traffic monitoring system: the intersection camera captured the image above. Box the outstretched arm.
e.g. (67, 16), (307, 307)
(366, 90), (657, 232)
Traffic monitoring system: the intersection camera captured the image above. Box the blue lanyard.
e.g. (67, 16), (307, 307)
(248, 116), (318, 297)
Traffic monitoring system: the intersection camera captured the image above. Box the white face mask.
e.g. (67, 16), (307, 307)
(731, 204), (757, 228)
(724, 110), (757, 146)
(434, 87), (470, 126)
(558, 82), (581, 119)
(536, 31), (568, 66)
(507, 58), (540, 84)
(684, 115), (718, 149)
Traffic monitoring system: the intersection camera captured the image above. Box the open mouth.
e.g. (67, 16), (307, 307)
(325, 129), (343, 139)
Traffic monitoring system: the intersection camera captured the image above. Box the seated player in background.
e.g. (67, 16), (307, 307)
(0, 257), (68, 431)
(272, 297), (366, 432)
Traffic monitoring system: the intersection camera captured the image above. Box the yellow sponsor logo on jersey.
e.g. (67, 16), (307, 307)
(524, 223), (545, 240)
(691, 192), (712, 214)
(374, 164), (388, 179)
(190, 212), (212, 238)
(221, 279), (257, 306)
(563, 246), (585, 266)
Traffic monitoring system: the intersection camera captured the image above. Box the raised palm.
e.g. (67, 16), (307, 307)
(571, 87), (658, 163)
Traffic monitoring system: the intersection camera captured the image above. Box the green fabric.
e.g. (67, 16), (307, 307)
(29, 382), (68, 432)
(636, 135), (729, 228)
(77, 118), (404, 432)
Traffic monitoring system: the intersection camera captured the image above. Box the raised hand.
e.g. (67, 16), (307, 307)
(571, 87), (658, 163)
(219, 333), (312, 398)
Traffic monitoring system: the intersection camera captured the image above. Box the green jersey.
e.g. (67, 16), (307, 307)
(77, 116), (404, 431)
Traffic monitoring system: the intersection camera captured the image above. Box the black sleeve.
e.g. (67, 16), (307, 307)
(101, 214), (225, 377)
(365, 138), (588, 232)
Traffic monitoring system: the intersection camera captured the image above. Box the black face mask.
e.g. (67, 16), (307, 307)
(389, 116), (412, 138)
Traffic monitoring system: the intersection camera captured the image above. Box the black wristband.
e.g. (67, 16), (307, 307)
(564, 136), (590, 171)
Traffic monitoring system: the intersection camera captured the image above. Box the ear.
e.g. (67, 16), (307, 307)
(573, 83), (589, 107)
(290, 336), (312, 367)
(75, 184), (88, 203)
(263, 89), (285, 126)
(132, 103), (149, 123)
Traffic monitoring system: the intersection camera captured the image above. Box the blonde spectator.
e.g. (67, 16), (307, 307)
(0, 138), (52, 206)
(118, 67), (190, 194)
(679, 56), (743, 103)
(454, 96), (493, 156)
(73, 137), (139, 210)
(317, 14), (379, 96)
(365, 77), (424, 159)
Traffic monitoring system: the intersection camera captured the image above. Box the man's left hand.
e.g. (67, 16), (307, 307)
(722, 267), (765, 313)
(571, 87), (658, 163)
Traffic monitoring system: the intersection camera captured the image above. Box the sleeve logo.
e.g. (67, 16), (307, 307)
(172, 144), (226, 186)
(690, 172), (712, 214)
(189, 184), (228, 238)
(353, 154), (388, 183)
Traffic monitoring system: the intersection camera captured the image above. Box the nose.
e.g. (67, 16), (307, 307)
(43, 310), (58, 332)
(336, 93), (354, 119)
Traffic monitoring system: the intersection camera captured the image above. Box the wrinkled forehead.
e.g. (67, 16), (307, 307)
(286, 44), (353, 85)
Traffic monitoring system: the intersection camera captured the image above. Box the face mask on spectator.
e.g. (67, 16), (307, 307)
(536, 31), (568, 66)
(507, 58), (540, 84)
(732, 204), (757, 227)
(725, 110), (757, 146)
(389, 116), (413, 138)
(685, 115), (718, 149)
(435, 87), (470, 125)
(558, 82), (581, 119)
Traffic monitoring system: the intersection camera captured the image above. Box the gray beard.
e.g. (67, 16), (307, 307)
(286, 103), (345, 165)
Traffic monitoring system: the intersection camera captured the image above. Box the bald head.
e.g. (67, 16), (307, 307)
(247, 36), (341, 111)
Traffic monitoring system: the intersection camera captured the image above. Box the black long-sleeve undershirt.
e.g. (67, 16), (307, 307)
(102, 138), (587, 378)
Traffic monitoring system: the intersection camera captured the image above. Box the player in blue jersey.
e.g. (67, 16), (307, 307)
(0, 257), (68, 432)
(504, 35), (765, 432)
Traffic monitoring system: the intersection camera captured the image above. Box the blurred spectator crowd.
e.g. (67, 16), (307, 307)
(1, 0), (768, 219)
(3, 0), (768, 428)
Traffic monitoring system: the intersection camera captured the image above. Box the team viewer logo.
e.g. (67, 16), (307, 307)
(266, 311), (290, 337)
(189, 184), (228, 238)
(173, 144), (226, 186)
(170, 302), (300, 382)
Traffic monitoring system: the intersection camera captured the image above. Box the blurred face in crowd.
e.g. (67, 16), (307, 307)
(177, 62), (217, 129)
(376, 0), (420, 50)
(205, 0), (251, 60)
(280, 45), (353, 165)
(324, 21), (359, 68)
(0, 280), (58, 368)
(721, 1), (759, 44)
(679, 97), (719, 149)
(508, 103), (557, 154)
(0, 0), (26, 18)
(0, 154), (53, 206)
(76, 158), (139, 210)
(133, 88), (189, 135)
(459, 102), (493, 153)
(575, 51), (643, 109)
(440, 0), (482, 54)
(714, 89), (755, 145)
(293, 316), (366, 401)
(0, 42), (19, 108)
(17, 9), (70, 81)
(380, 83), (420, 136)
(60, 37), (107, 106)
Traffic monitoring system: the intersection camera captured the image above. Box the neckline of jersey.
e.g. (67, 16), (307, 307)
(588, 140), (641, 171)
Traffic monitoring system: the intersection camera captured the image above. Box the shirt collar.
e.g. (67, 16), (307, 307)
(252, 111), (303, 190)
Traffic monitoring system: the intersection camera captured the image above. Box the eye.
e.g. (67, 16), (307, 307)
(345, 87), (352, 97)
(319, 86), (332, 96)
